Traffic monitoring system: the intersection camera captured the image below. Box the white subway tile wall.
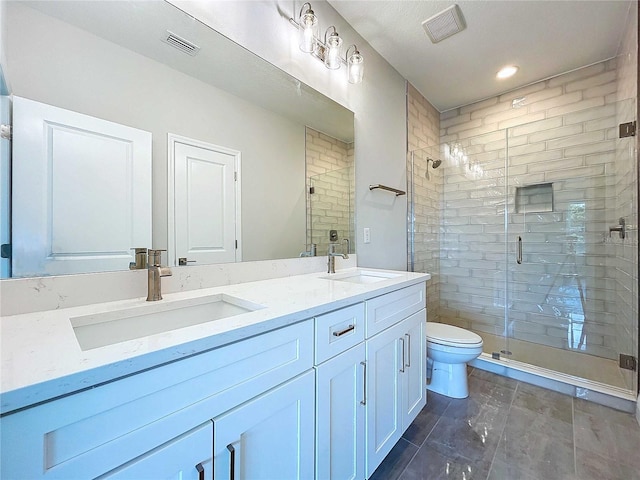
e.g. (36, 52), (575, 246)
(305, 128), (354, 257)
(408, 2), (637, 391)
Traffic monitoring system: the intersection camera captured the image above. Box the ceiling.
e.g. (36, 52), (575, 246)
(328, 0), (633, 111)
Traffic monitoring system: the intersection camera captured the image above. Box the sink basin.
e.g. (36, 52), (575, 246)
(322, 270), (402, 284)
(71, 294), (265, 350)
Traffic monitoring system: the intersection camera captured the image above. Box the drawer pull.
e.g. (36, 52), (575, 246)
(399, 337), (406, 373)
(195, 463), (205, 480)
(227, 444), (235, 480)
(360, 361), (367, 406)
(405, 333), (411, 368)
(332, 324), (355, 337)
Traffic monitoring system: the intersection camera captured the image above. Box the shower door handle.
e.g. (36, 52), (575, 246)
(516, 236), (522, 264)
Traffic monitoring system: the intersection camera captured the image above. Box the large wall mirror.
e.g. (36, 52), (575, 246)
(1, 0), (355, 278)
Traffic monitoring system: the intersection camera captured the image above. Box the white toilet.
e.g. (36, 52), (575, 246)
(426, 322), (483, 399)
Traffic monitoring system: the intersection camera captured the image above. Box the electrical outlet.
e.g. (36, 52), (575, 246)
(363, 227), (370, 244)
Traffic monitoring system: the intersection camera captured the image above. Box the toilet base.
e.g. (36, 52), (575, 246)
(427, 360), (469, 398)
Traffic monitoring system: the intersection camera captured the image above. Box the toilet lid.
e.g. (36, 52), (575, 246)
(426, 323), (483, 346)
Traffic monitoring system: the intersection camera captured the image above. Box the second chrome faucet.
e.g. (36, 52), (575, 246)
(327, 239), (350, 274)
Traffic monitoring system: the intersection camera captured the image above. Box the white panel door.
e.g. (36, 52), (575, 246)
(401, 310), (427, 429)
(316, 343), (366, 480)
(11, 96), (152, 276)
(365, 321), (404, 478)
(213, 371), (315, 480)
(171, 136), (239, 266)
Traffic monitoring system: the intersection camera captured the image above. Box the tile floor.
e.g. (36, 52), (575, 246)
(370, 367), (640, 480)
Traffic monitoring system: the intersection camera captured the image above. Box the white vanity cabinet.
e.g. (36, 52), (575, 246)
(214, 371), (315, 480)
(0, 319), (314, 479)
(99, 422), (214, 480)
(364, 284), (426, 478)
(314, 303), (367, 480)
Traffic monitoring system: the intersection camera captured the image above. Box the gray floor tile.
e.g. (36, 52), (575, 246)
(493, 404), (574, 479)
(402, 391), (451, 447)
(369, 438), (418, 480)
(574, 402), (640, 469)
(487, 459), (575, 480)
(511, 382), (573, 424)
(427, 398), (506, 465)
(575, 447), (640, 480)
(470, 368), (519, 390)
(467, 373), (517, 408)
(400, 439), (491, 480)
(373, 368), (640, 480)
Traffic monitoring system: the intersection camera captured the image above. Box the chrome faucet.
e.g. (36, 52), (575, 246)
(129, 247), (148, 270)
(147, 249), (172, 301)
(327, 239), (350, 274)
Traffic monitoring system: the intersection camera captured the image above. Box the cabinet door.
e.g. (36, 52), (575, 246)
(401, 310), (427, 429)
(99, 422), (213, 480)
(213, 371), (315, 480)
(316, 344), (366, 480)
(365, 321), (405, 478)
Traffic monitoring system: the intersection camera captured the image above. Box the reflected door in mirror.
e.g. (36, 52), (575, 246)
(11, 97), (152, 277)
(170, 135), (240, 266)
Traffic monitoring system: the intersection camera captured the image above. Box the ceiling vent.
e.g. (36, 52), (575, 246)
(422, 4), (466, 44)
(162, 31), (200, 56)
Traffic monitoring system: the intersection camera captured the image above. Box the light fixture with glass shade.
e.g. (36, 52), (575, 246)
(298, 3), (319, 53)
(323, 26), (342, 69)
(346, 44), (364, 84)
(288, 2), (364, 84)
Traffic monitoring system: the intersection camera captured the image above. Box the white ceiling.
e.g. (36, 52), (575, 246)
(328, 0), (633, 111)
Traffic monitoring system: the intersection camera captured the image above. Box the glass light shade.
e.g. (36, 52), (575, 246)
(347, 51), (364, 84)
(298, 10), (318, 53)
(324, 32), (342, 70)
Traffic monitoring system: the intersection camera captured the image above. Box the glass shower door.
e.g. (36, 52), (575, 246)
(505, 101), (637, 393)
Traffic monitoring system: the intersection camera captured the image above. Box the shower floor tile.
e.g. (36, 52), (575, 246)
(370, 368), (640, 480)
(477, 331), (628, 389)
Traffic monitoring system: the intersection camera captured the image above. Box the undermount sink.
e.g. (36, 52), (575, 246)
(71, 294), (265, 350)
(322, 269), (402, 284)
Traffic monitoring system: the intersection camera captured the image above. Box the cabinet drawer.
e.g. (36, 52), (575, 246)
(365, 283), (426, 337)
(315, 303), (365, 364)
(0, 319), (313, 479)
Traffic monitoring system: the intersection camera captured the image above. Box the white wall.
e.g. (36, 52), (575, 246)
(5, 3), (307, 263)
(171, 0), (409, 269)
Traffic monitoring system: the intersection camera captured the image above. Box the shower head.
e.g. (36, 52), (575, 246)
(427, 158), (442, 169)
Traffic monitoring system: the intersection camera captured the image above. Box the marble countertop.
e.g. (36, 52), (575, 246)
(1, 268), (429, 414)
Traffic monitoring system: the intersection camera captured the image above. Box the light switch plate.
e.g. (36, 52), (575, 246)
(363, 228), (370, 244)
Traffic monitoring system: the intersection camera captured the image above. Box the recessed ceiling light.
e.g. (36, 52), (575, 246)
(496, 65), (519, 79)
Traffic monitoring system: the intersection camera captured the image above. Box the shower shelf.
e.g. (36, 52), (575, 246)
(369, 184), (406, 196)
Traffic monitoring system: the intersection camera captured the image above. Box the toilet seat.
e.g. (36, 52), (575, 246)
(426, 323), (483, 348)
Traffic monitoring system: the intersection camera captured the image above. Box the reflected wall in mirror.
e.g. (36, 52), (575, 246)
(305, 127), (355, 257)
(1, 0), (355, 278)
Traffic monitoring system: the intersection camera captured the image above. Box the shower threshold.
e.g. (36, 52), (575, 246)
(471, 353), (637, 413)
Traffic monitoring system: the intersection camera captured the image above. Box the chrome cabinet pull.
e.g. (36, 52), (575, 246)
(399, 337), (406, 373)
(405, 333), (411, 368)
(195, 463), (205, 480)
(517, 236), (523, 264)
(333, 324), (355, 337)
(360, 361), (367, 406)
(227, 444), (235, 480)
